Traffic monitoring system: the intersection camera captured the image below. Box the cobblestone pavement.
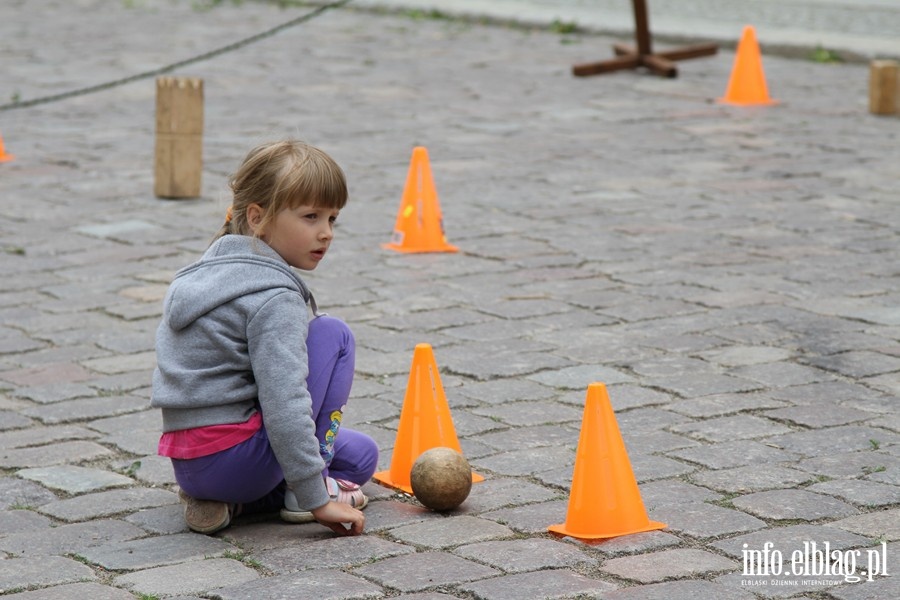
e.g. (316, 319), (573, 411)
(1, 1), (899, 599)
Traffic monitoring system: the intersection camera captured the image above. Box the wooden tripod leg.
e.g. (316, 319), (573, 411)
(573, 54), (641, 77)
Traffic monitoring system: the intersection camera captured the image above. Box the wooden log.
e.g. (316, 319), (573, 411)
(155, 77), (204, 198)
(869, 60), (899, 116)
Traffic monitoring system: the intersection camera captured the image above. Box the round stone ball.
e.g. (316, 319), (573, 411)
(410, 447), (473, 511)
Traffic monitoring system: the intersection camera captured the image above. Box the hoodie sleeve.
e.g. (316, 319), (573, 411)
(247, 290), (330, 511)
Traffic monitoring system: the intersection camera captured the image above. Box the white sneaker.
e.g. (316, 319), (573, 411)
(280, 477), (368, 523)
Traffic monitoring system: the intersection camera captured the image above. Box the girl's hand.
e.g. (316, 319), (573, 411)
(311, 500), (365, 536)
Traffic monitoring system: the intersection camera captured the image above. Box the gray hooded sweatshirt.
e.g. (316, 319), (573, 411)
(151, 234), (330, 511)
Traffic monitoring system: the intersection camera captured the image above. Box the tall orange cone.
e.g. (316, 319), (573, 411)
(0, 130), (14, 163)
(549, 382), (666, 540)
(373, 343), (483, 493)
(382, 147), (458, 253)
(718, 26), (777, 106)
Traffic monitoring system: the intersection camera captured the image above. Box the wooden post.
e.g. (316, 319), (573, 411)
(155, 77), (203, 198)
(869, 60), (899, 116)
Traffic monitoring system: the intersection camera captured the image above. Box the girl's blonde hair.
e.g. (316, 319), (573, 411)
(214, 140), (347, 242)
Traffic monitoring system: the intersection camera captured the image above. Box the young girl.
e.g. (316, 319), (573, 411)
(151, 140), (378, 536)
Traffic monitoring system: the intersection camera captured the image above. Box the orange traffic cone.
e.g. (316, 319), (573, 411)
(382, 147), (458, 253)
(373, 343), (483, 493)
(718, 26), (777, 106)
(549, 382), (666, 540)
(0, 130), (14, 163)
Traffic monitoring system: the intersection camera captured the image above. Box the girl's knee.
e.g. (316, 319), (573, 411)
(308, 315), (354, 348)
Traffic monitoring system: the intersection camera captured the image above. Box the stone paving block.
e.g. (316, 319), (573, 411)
(113, 454), (176, 486)
(0, 555), (95, 594)
(254, 535), (415, 574)
(217, 519), (333, 552)
(125, 503), (188, 534)
(0, 476), (57, 509)
(644, 373), (762, 397)
(481, 499), (568, 534)
(478, 424), (576, 452)
(353, 551), (499, 593)
(473, 445), (573, 476)
(831, 508), (900, 541)
(667, 392), (790, 418)
(690, 465), (815, 494)
(697, 345), (794, 367)
(667, 440), (799, 469)
(471, 400), (583, 427)
(639, 479), (722, 509)
(711, 524), (871, 559)
(0, 362), (93, 387)
(578, 530), (682, 556)
(649, 502), (767, 539)
(806, 351), (900, 378)
(79, 532), (237, 570)
(729, 362), (833, 387)
(615, 407), (691, 433)
(460, 477), (560, 513)
(21, 394), (148, 424)
(600, 548), (737, 583)
(0, 508), (51, 535)
(394, 594), (459, 600)
(85, 408), (159, 437)
(605, 384), (674, 410)
(828, 575), (900, 600)
(388, 515), (515, 549)
(0, 424), (100, 450)
(769, 381), (887, 406)
(80, 351), (157, 375)
(0, 411), (32, 430)
(628, 356), (716, 378)
(0, 518), (146, 556)
(603, 579), (755, 600)
(0, 582), (135, 600)
(460, 570), (617, 600)
(0, 440), (113, 468)
(454, 537), (598, 573)
(37, 487), (178, 522)
(115, 557), (259, 598)
(795, 450), (900, 478)
(767, 426), (900, 457)
(102, 428), (159, 455)
(764, 403), (874, 428)
(457, 378), (557, 405)
(622, 430), (700, 455)
(527, 364), (634, 389)
(211, 568), (381, 600)
(807, 479), (900, 507)
(363, 499), (440, 533)
(629, 454), (697, 482)
(731, 489), (859, 521)
(16, 464), (133, 493)
(669, 414), (792, 442)
(11, 382), (97, 404)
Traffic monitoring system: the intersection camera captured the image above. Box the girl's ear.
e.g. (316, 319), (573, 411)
(246, 203), (265, 235)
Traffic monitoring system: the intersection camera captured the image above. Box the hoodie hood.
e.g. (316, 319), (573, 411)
(163, 235), (311, 331)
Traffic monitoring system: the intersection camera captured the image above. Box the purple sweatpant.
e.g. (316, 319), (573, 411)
(171, 315), (379, 513)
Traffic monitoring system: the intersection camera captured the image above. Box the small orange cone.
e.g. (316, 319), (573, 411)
(718, 26), (777, 106)
(382, 147), (458, 253)
(373, 343), (483, 493)
(549, 382), (666, 540)
(0, 130), (14, 163)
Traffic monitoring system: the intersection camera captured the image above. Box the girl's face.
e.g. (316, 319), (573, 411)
(254, 203), (339, 271)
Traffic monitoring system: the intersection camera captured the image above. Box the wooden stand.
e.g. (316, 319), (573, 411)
(573, 0), (717, 78)
(869, 60), (899, 116)
(155, 77), (204, 198)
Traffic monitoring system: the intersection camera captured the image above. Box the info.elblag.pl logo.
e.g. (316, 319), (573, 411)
(742, 541), (890, 586)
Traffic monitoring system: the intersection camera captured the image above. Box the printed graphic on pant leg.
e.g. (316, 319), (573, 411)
(321, 409), (343, 463)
